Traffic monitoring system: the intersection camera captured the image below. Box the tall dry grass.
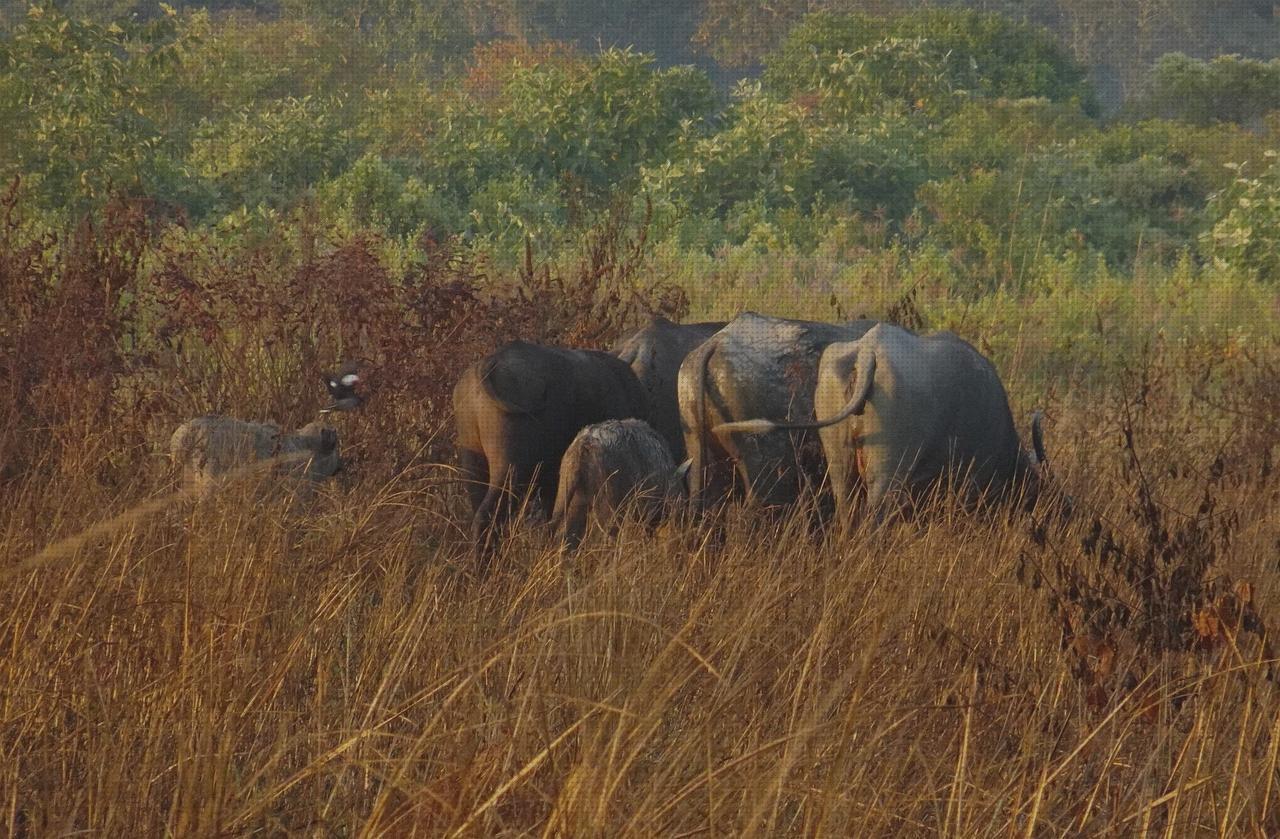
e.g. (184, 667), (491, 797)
(5, 191), (1280, 835)
(5, 391), (1280, 836)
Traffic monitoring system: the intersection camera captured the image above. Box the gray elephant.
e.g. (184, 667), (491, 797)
(612, 315), (726, 461)
(551, 418), (688, 551)
(453, 340), (649, 558)
(676, 312), (879, 515)
(716, 323), (1048, 526)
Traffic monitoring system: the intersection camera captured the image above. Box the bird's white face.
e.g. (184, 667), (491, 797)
(321, 367), (365, 414)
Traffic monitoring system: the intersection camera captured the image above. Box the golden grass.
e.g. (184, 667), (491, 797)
(4, 357), (1280, 836)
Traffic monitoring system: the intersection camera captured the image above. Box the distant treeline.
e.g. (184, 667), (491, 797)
(8, 0), (1280, 105)
(5, 1), (1280, 288)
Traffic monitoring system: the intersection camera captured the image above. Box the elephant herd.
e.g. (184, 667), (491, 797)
(452, 312), (1056, 556)
(167, 311), (1058, 557)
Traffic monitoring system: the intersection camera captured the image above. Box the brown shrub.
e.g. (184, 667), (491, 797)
(1, 184), (685, 494)
(463, 39), (583, 101)
(1019, 351), (1279, 717)
(0, 180), (160, 485)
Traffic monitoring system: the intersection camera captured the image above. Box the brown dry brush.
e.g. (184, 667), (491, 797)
(1019, 351), (1279, 719)
(145, 194), (685, 478)
(514, 194), (689, 349)
(0, 180), (164, 489)
(2, 182), (685, 505)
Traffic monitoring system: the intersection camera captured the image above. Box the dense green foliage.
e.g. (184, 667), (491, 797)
(1136, 53), (1280, 126)
(1205, 154), (1280, 284)
(0, 6), (194, 218)
(696, 0), (1280, 99)
(3, 2), (1280, 284)
(763, 11), (1096, 117)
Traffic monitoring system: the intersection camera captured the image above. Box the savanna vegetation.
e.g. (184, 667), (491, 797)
(5, 0), (1280, 834)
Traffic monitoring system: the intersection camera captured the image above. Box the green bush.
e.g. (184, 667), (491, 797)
(919, 145), (1205, 285)
(189, 94), (356, 218)
(317, 152), (463, 239)
(644, 84), (811, 217)
(7, 0), (1276, 298)
(763, 10), (1095, 120)
(1136, 53), (1280, 126)
(164, 15), (387, 121)
(1087, 119), (1274, 186)
(645, 82), (928, 250)
(1204, 154), (1280, 282)
(888, 9), (1094, 110)
(927, 98), (1093, 172)
(345, 45), (715, 244)
(479, 48), (715, 211)
(0, 3), (194, 219)
(463, 172), (566, 255)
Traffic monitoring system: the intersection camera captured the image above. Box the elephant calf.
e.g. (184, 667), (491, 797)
(169, 415), (341, 500)
(552, 419), (689, 551)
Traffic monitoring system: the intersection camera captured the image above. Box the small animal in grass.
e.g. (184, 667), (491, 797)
(169, 415), (341, 501)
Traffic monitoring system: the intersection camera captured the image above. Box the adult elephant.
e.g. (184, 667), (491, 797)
(676, 312), (879, 516)
(611, 315), (727, 461)
(453, 340), (648, 556)
(715, 323), (1049, 526)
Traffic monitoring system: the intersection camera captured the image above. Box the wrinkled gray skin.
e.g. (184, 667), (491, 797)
(551, 419), (689, 551)
(677, 312), (879, 515)
(453, 340), (649, 558)
(611, 315), (727, 461)
(716, 323), (1048, 526)
(169, 415), (341, 500)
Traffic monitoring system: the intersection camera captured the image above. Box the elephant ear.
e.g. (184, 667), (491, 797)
(482, 354), (547, 414)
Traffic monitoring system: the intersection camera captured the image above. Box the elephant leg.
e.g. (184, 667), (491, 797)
(809, 470), (838, 537)
(690, 451), (718, 517)
(533, 461), (559, 523)
(862, 472), (898, 533)
(471, 461), (523, 561)
(472, 483), (504, 562)
(826, 452), (859, 539)
(959, 473), (985, 515)
(503, 461), (541, 524)
(708, 457), (737, 512)
(682, 427), (705, 511)
(457, 447), (489, 515)
(690, 447), (734, 520)
(559, 491), (591, 552)
(689, 459), (730, 553)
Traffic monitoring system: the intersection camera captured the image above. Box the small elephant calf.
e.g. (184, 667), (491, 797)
(552, 419), (689, 551)
(169, 415), (341, 500)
